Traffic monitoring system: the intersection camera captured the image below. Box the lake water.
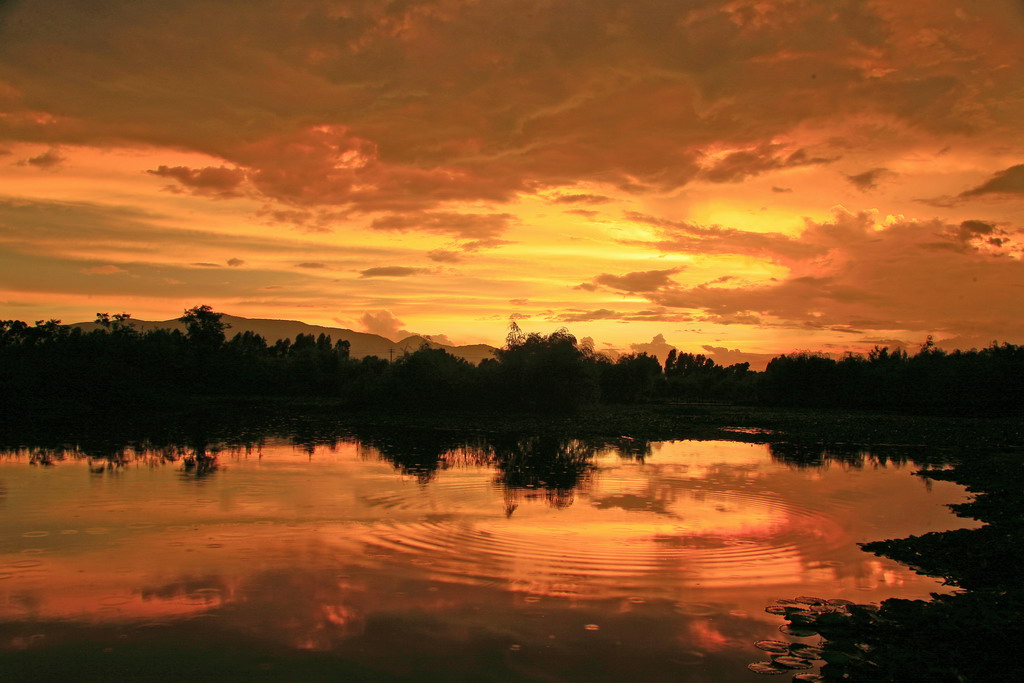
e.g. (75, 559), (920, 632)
(0, 430), (972, 681)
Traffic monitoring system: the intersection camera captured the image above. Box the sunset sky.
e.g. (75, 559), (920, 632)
(1, 0), (1022, 364)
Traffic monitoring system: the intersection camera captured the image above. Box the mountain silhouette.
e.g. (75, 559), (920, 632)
(71, 314), (496, 364)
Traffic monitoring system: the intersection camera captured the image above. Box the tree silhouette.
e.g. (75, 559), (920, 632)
(179, 305), (229, 351)
(490, 325), (600, 412)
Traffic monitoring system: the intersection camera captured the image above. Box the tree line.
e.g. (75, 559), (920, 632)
(1, 306), (1021, 415)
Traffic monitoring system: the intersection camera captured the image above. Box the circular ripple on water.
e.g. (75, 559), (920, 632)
(98, 596), (133, 606)
(358, 519), (668, 588)
(359, 477), (493, 512)
(674, 602), (720, 617)
(351, 483), (851, 591)
(9, 560), (43, 569)
(661, 490), (850, 586)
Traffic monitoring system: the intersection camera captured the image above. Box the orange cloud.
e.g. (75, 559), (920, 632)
(17, 146), (65, 169)
(147, 164), (246, 198)
(359, 310), (410, 340)
(623, 212), (822, 262)
(959, 163), (1024, 199)
(370, 211), (515, 248)
(629, 334), (675, 360)
(358, 266), (427, 278)
(582, 268), (686, 294)
(700, 345), (779, 371)
(698, 144), (835, 184)
(549, 193), (612, 205)
(2, 0), (1015, 213)
(845, 167), (896, 192)
(630, 207), (1024, 344)
(426, 249), (463, 263)
(80, 264), (125, 275)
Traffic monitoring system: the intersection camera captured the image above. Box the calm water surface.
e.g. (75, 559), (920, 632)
(0, 432), (972, 681)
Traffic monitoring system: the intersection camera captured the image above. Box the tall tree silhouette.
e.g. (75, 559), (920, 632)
(178, 305), (229, 391)
(179, 305), (228, 352)
(488, 323), (600, 412)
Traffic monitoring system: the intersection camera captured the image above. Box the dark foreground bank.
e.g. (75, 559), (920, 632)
(753, 451), (1024, 682)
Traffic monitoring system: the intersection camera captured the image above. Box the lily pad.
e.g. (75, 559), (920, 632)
(826, 598), (855, 606)
(794, 596), (827, 605)
(787, 612), (818, 626)
(788, 644), (824, 660)
(755, 640), (791, 653)
(747, 662), (788, 675)
(765, 605), (788, 615)
(771, 655), (813, 670)
(815, 611), (851, 627)
(792, 674), (824, 682)
(780, 624), (819, 637)
(850, 603), (879, 613)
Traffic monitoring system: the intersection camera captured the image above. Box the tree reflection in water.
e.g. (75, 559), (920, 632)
(0, 416), (986, 683)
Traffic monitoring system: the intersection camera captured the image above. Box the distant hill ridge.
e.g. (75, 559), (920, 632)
(71, 314), (497, 364)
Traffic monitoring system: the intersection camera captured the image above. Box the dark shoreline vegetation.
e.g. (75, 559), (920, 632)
(753, 453), (1024, 682)
(2, 306), (1024, 418)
